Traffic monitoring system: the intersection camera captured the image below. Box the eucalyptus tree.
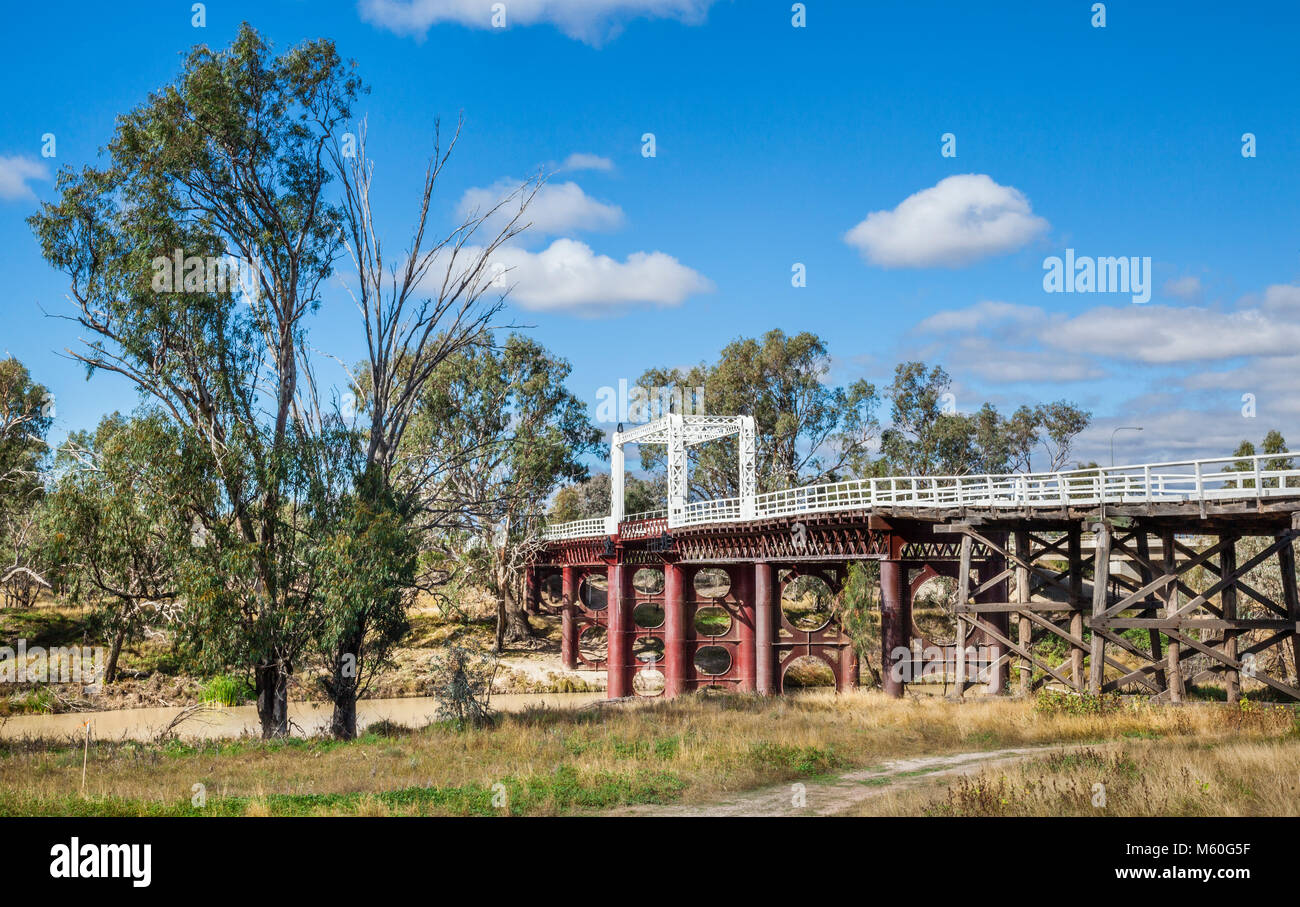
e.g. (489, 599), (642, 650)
(0, 358), (53, 605)
(316, 118), (540, 738)
(637, 329), (880, 496)
(42, 413), (182, 682)
(407, 335), (601, 649)
(881, 362), (1091, 476)
(29, 25), (358, 736)
(549, 472), (665, 522)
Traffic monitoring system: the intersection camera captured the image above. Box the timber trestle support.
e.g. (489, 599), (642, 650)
(529, 506), (1300, 704)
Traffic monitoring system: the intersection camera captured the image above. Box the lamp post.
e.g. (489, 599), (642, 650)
(1110, 426), (1144, 467)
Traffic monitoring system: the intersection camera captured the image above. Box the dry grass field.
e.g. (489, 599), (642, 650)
(1, 691), (1295, 817)
(849, 735), (1300, 817)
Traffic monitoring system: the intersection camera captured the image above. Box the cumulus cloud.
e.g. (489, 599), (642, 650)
(915, 300), (1045, 334)
(458, 178), (624, 240)
(490, 238), (712, 312)
(844, 174), (1049, 268)
(0, 155), (49, 201)
(1260, 282), (1300, 313)
(1163, 275), (1203, 301)
(1043, 303), (1300, 364)
(917, 284), (1300, 367)
(359, 0), (716, 44)
(911, 283), (1300, 460)
(958, 346), (1102, 384)
(560, 152), (614, 172)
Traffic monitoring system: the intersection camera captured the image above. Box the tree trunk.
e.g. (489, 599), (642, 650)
(255, 659), (290, 738)
(104, 625), (127, 684)
(328, 627), (363, 740)
(497, 565), (533, 645)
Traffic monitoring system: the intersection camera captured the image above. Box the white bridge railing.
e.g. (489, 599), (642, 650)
(541, 453), (1300, 541)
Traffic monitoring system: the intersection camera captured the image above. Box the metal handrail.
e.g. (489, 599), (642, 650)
(539, 452), (1300, 540)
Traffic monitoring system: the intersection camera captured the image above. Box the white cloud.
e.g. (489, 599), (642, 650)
(491, 238), (712, 312)
(458, 178), (624, 240)
(844, 174), (1049, 268)
(906, 285), (1300, 461)
(1072, 409), (1238, 464)
(915, 300), (1045, 334)
(1043, 303), (1300, 364)
(1260, 282), (1300, 313)
(0, 156), (49, 201)
(359, 0), (716, 44)
(560, 152), (614, 172)
(923, 286), (1300, 367)
(1163, 275), (1203, 301)
(958, 346), (1102, 384)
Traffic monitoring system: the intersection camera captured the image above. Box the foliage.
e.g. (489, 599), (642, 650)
(0, 357), (51, 515)
(41, 413), (182, 681)
(549, 471), (665, 522)
(1033, 689), (1122, 715)
(201, 674), (255, 707)
(427, 645), (497, 729)
(314, 478), (417, 724)
(637, 329), (879, 495)
(881, 362), (1090, 475)
(407, 334), (601, 647)
(28, 24), (362, 736)
(0, 357), (53, 606)
(1228, 430), (1293, 488)
(838, 561), (881, 685)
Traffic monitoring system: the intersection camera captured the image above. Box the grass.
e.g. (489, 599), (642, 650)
(852, 736), (1300, 817)
(200, 675), (255, 708)
(843, 696), (1300, 817)
(2, 691), (1295, 817)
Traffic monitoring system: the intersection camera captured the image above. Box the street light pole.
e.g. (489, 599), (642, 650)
(1110, 426), (1144, 467)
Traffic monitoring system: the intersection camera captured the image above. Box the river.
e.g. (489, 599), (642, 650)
(0, 692), (607, 742)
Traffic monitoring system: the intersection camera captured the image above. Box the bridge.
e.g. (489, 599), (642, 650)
(526, 414), (1300, 704)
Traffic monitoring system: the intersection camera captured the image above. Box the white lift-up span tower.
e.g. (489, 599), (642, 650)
(607, 414), (756, 532)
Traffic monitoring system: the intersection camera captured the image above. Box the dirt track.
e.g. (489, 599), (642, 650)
(607, 745), (1071, 817)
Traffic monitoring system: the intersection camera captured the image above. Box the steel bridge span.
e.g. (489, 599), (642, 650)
(527, 415), (1300, 702)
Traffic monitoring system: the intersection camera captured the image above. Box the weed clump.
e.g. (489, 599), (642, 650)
(1033, 689), (1121, 716)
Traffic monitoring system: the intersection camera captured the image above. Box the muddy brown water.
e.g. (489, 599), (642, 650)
(0, 692), (606, 742)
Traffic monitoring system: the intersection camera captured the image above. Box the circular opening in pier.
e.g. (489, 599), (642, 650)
(578, 625), (607, 662)
(633, 668), (665, 697)
(693, 605), (732, 637)
(782, 655), (836, 689)
(633, 567), (665, 595)
(694, 568), (731, 599)
(781, 575), (834, 632)
(633, 601), (665, 629)
(634, 635), (665, 664)
(694, 645), (732, 676)
(580, 573), (608, 611)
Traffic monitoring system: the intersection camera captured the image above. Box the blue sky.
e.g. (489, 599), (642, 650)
(3, 0), (1299, 470)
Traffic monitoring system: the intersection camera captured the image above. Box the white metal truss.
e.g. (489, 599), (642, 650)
(604, 414), (756, 532)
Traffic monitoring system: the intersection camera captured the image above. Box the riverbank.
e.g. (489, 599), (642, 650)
(0, 692), (606, 742)
(0, 596), (606, 717)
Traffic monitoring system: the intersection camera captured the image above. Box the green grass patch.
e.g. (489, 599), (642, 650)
(0, 764), (687, 817)
(200, 675), (254, 708)
(747, 742), (844, 776)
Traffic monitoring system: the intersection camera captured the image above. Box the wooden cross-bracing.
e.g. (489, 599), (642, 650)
(941, 518), (1300, 702)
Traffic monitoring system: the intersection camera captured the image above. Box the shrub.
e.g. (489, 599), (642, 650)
(1033, 688), (1121, 716)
